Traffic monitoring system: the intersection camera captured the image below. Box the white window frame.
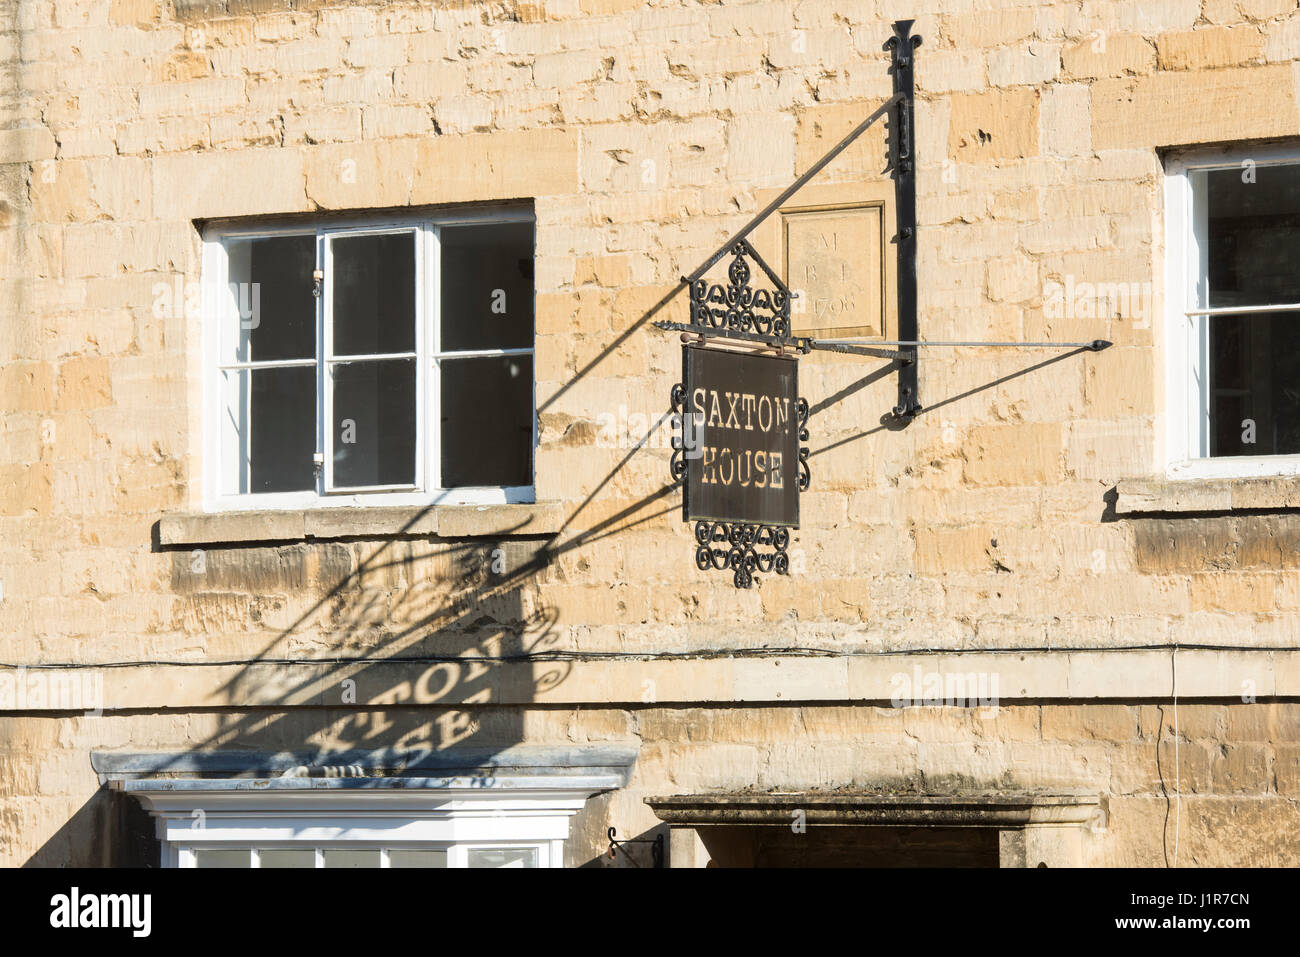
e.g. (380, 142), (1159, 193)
(132, 786), (587, 869)
(1165, 144), (1300, 479)
(174, 842), (555, 869)
(201, 208), (537, 512)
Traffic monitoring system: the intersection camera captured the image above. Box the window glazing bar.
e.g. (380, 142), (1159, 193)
(326, 352), (419, 363)
(432, 347), (535, 359)
(1184, 304), (1300, 316)
(217, 358), (318, 371)
(325, 483), (421, 494)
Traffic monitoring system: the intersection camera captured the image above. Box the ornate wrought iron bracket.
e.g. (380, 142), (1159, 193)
(607, 827), (664, 868)
(797, 394), (810, 492)
(657, 22), (923, 413)
(807, 339), (914, 362)
(887, 19), (923, 420)
(653, 21), (930, 591)
(656, 238), (800, 353)
(669, 380), (689, 486)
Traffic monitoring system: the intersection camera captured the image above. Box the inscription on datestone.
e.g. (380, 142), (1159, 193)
(784, 204), (884, 339)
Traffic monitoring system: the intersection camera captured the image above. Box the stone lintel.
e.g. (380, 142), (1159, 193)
(157, 502), (566, 547)
(1115, 476), (1300, 515)
(646, 791), (1101, 828)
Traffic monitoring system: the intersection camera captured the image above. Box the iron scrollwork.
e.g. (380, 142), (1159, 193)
(694, 520), (790, 590)
(688, 239), (793, 345)
(669, 381), (688, 485)
(797, 396), (810, 492)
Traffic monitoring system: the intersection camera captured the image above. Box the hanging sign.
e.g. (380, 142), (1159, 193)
(671, 344), (809, 588)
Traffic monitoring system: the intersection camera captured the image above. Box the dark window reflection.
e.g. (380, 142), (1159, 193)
(225, 219), (536, 495)
(440, 355), (533, 488)
(1207, 165), (1300, 307)
(247, 366), (316, 493)
(1209, 312), (1300, 456)
(1206, 164), (1300, 456)
(332, 359), (417, 488)
(332, 232), (416, 357)
(234, 235), (316, 362)
(440, 222), (534, 352)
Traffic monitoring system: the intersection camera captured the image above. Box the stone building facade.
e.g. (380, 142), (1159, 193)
(4, 0), (1300, 867)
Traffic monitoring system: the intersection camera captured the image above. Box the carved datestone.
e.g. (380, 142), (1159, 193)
(783, 204), (885, 339)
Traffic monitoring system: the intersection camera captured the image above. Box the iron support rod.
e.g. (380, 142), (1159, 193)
(807, 340), (914, 361)
(822, 339), (1113, 350)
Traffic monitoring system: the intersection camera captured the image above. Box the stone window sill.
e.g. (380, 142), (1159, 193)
(1114, 477), (1300, 515)
(157, 502), (566, 547)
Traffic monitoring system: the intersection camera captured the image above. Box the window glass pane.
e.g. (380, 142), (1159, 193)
(222, 366), (316, 494)
(466, 847), (538, 869)
(258, 849), (317, 868)
(388, 849), (449, 868)
(331, 358), (417, 488)
(1207, 164), (1300, 307)
(322, 849), (382, 868)
(440, 222), (534, 352)
(1209, 311), (1300, 456)
(331, 232), (416, 356)
(194, 849), (251, 868)
(440, 355), (533, 488)
(224, 235), (316, 363)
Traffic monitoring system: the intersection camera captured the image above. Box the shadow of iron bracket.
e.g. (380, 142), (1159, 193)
(658, 20), (1114, 423)
(607, 827), (665, 868)
(811, 21), (1113, 417)
(657, 21), (922, 419)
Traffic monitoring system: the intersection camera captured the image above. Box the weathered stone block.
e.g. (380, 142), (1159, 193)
(962, 423), (1061, 487)
(948, 88), (1040, 162)
(988, 41), (1061, 88)
(1091, 65), (1296, 149)
(412, 129), (579, 205)
(1062, 33), (1156, 79)
(151, 147), (307, 220)
(1157, 26), (1265, 70)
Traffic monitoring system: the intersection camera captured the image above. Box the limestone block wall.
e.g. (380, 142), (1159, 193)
(5, 700), (1300, 866)
(2, 0), (1300, 865)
